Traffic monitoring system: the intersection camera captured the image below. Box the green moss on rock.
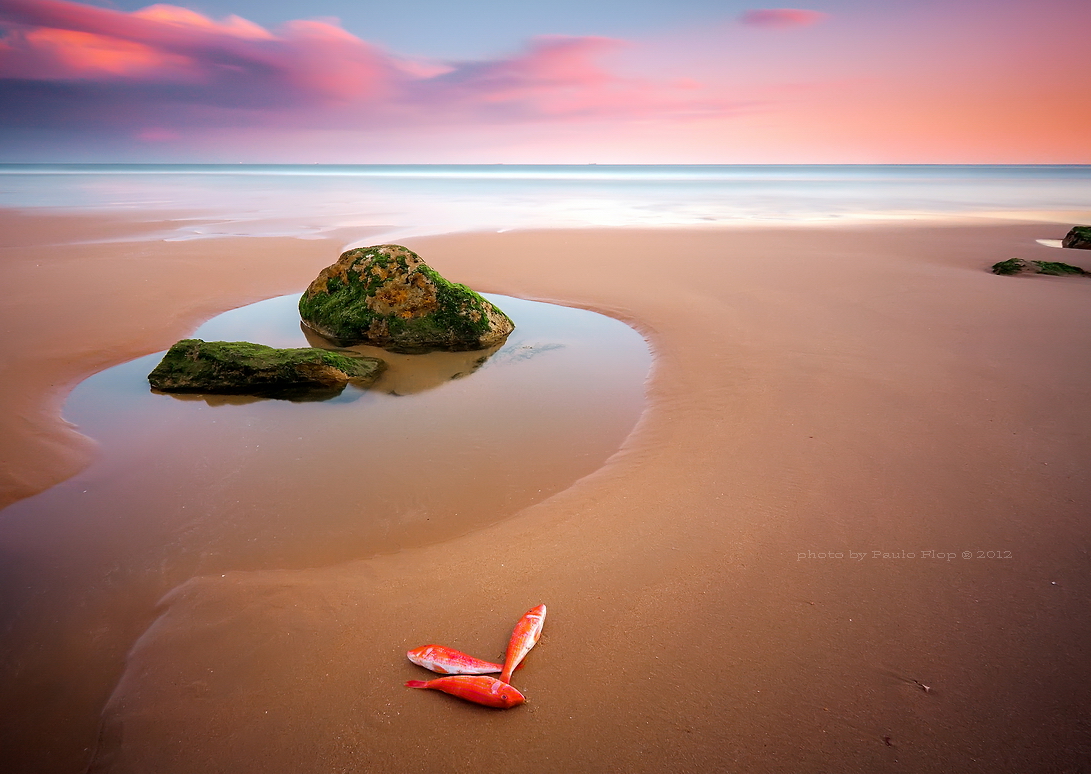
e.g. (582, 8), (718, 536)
(1062, 226), (1091, 250)
(991, 258), (1088, 278)
(298, 245), (515, 352)
(148, 339), (385, 399)
(991, 258), (1028, 275)
(1033, 260), (1088, 276)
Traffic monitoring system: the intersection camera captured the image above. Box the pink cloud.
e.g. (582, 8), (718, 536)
(405, 36), (741, 122)
(19, 27), (189, 78)
(0, 0), (744, 135)
(739, 9), (829, 28)
(0, 0), (393, 99)
(130, 4), (272, 40)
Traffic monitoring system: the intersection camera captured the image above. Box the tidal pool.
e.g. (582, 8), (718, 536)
(50, 293), (650, 570)
(0, 292), (650, 771)
(2, 292), (651, 633)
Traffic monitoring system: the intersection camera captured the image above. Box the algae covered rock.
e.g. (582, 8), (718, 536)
(991, 258), (1031, 276)
(1033, 260), (1089, 276)
(298, 244), (514, 352)
(991, 258), (1088, 277)
(148, 339), (385, 399)
(1062, 226), (1091, 250)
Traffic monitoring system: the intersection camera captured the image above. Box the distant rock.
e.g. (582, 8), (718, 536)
(991, 258), (1088, 277)
(1062, 226), (1091, 250)
(1033, 260), (1089, 277)
(991, 258), (1029, 275)
(298, 244), (514, 352)
(148, 339), (385, 400)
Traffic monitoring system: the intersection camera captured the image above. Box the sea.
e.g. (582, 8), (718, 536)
(1, 164), (1088, 241)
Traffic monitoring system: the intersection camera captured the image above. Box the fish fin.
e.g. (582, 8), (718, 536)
(405, 680), (429, 688)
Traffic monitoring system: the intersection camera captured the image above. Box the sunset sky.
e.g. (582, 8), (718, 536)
(1, 0), (1089, 163)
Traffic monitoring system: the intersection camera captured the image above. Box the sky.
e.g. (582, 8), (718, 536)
(0, 0), (1089, 163)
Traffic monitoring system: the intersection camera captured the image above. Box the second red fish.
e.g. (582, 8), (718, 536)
(500, 603), (547, 684)
(405, 675), (526, 708)
(406, 644), (504, 675)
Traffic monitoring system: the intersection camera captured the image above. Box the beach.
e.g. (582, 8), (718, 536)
(2, 208), (1090, 773)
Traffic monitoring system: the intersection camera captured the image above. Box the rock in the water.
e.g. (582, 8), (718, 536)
(298, 244), (515, 352)
(1062, 226), (1091, 250)
(991, 258), (1088, 277)
(148, 339), (385, 399)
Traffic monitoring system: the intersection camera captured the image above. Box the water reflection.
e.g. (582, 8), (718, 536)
(301, 330), (505, 396)
(158, 382), (355, 404)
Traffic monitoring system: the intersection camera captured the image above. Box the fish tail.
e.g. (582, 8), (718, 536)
(405, 680), (429, 688)
(499, 667), (513, 684)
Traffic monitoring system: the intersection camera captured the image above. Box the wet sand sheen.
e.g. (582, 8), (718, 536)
(2, 211), (1091, 773)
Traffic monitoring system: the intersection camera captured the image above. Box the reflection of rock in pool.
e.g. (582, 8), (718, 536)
(301, 325), (502, 396)
(160, 387), (346, 406)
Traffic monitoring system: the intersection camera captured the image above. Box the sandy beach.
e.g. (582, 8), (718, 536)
(2, 210), (1090, 773)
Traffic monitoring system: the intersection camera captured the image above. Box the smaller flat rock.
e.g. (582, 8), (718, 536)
(148, 339), (385, 400)
(991, 258), (1088, 277)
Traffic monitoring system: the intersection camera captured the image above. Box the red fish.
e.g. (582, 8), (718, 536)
(500, 604), (546, 684)
(405, 675), (526, 708)
(406, 644), (504, 675)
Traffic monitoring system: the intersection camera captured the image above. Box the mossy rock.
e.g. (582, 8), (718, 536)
(1062, 226), (1091, 250)
(991, 258), (1088, 278)
(1034, 260), (1088, 276)
(148, 339), (385, 400)
(991, 258), (1029, 276)
(298, 245), (514, 352)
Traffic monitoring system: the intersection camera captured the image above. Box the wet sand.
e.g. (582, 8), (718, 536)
(2, 211), (1091, 773)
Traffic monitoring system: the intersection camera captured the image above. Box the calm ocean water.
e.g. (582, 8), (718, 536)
(1, 164), (1088, 239)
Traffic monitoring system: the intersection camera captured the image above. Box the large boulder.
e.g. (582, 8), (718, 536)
(1062, 226), (1091, 250)
(298, 244), (514, 352)
(148, 339), (385, 399)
